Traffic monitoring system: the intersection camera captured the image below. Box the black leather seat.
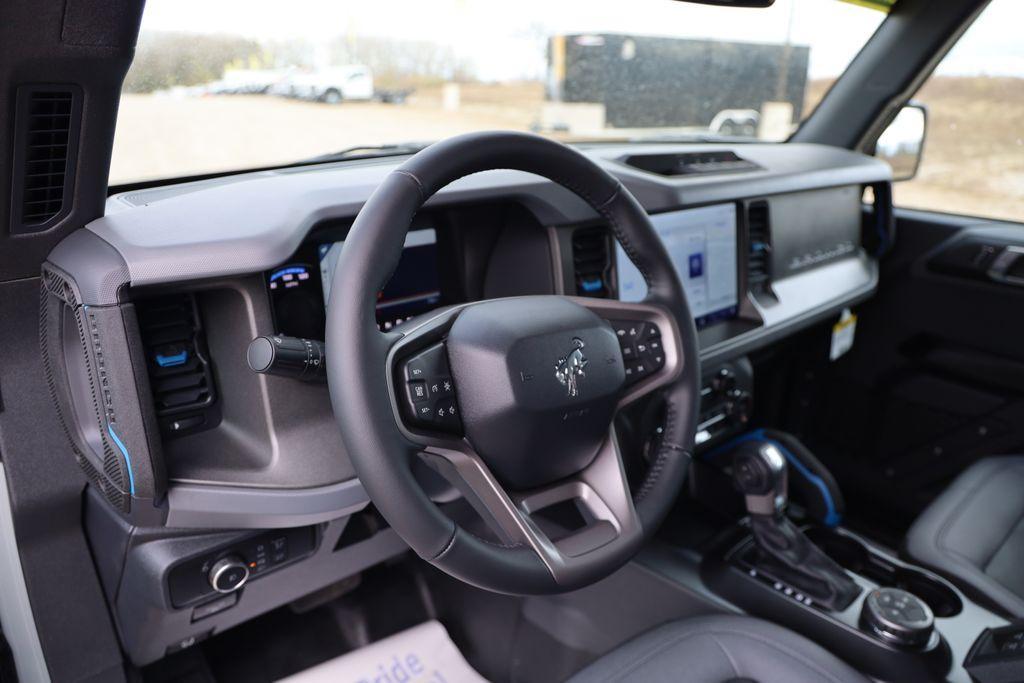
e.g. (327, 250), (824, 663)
(568, 615), (869, 683)
(905, 456), (1024, 618)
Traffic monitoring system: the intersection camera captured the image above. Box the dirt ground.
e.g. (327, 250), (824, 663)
(109, 82), (547, 182)
(110, 77), (1024, 223)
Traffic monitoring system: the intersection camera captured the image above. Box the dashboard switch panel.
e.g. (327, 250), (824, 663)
(399, 343), (463, 433)
(168, 526), (317, 607)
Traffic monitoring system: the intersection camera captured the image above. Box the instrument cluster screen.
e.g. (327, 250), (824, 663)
(617, 203), (739, 328)
(318, 229), (441, 331)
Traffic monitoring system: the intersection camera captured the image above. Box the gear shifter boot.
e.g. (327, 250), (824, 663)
(749, 513), (861, 611)
(733, 441), (861, 612)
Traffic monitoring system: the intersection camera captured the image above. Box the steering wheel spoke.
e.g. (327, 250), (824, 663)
(419, 427), (642, 586)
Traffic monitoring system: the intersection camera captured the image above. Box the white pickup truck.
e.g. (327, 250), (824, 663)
(289, 65), (374, 104)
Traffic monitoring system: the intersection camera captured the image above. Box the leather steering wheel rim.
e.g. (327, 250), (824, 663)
(326, 131), (700, 594)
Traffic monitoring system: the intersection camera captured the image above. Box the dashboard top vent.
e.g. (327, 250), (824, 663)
(621, 151), (761, 178)
(746, 200), (773, 296)
(11, 86), (81, 234)
(137, 294), (217, 432)
(572, 227), (613, 298)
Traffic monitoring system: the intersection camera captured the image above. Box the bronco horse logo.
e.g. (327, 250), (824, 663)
(555, 338), (588, 398)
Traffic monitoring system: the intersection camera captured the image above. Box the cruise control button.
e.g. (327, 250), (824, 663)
(646, 324), (661, 339)
(648, 338), (663, 354)
(429, 377), (454, 397)
(408, 381), (429, 403)
(405, 358), (428, 379)
(415, 404), (434, 422)
(621, 344), (636, 360)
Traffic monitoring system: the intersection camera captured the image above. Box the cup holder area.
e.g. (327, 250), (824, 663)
(806, 527), (963, 618)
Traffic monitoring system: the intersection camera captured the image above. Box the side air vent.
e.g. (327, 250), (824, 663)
(137, 294), (217, 435)
(10, 85), (82, 234)
(746, 200), (773, 296)
(621, 151), (761, 177)
(572, 227), (613, 297)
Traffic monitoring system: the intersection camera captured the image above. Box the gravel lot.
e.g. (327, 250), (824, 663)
(109, 83), (545, 183)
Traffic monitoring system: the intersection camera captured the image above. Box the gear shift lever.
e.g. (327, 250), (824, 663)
(734, 440), (788, 517)
(734, 441), (861, 612)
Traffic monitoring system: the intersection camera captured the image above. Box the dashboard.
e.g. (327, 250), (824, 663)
(41, 140), (892, 665)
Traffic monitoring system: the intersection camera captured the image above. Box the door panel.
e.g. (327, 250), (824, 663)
(767, 208), (1024, 540)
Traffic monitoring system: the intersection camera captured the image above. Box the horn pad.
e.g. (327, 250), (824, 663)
(446, 297), (625, 490)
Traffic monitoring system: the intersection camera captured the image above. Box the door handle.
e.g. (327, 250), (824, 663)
(987, 245), (1024, 285)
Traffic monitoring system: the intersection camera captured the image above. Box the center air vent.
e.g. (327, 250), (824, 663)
(746, 200), (773, 297)
(572, 227), (613, 297)
(622, 151), (761, 177)
(11, 85), (81, 234)
(137, 294), (217, 436)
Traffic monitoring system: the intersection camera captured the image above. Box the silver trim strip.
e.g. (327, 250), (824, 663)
(0, 463), (51, 683)
(165, 477), (370, 529)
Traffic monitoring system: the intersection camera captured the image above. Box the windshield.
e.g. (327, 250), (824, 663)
(109, 0), (886, 185)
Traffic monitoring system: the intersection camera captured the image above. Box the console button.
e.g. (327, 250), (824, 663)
(860, 587), (934, 648)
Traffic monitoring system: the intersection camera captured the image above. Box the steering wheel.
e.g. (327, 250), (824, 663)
(326, 132), (700, 594)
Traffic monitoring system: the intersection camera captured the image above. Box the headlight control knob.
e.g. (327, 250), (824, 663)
(209, 556), (249, 593)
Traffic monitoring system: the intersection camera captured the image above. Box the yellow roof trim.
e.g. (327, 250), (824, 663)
(840, 0), (895, 12)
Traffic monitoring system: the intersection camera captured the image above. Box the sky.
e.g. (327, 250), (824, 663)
(138, 0), (1024, 81)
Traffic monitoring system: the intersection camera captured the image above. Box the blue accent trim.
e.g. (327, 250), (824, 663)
(704, 428), (841, 528)
(579, 278), (603, 293)
(106, 424), (136, 496)
(155, 350), (188, 367)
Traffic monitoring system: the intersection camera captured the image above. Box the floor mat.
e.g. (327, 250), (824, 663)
(277, 620), (488, 683)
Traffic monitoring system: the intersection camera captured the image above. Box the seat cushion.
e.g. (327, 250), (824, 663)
(904, 456), (1024, 618)
(568, 615), (869, 683)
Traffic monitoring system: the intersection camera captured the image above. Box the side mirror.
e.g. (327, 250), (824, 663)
(873, 103), (927, 182)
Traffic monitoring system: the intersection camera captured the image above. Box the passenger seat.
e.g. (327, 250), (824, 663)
(904, 456), (1024, 618)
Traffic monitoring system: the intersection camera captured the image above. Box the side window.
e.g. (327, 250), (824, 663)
(892, 0), (1024, 223)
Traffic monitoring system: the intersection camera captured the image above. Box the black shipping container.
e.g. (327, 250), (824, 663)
(548, 33), (810, 129)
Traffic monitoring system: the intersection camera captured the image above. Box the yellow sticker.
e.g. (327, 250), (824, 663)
(830, 308), (858, 361)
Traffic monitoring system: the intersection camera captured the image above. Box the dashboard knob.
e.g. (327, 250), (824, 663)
(209, 556), (249, 593)
(860, 587), (934, 648)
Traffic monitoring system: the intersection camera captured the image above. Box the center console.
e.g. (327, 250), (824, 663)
(700, 437), (1009, 682)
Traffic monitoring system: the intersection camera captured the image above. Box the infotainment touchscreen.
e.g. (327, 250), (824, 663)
(318, 228), (441, 331)
(617, 203), (739, 328)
